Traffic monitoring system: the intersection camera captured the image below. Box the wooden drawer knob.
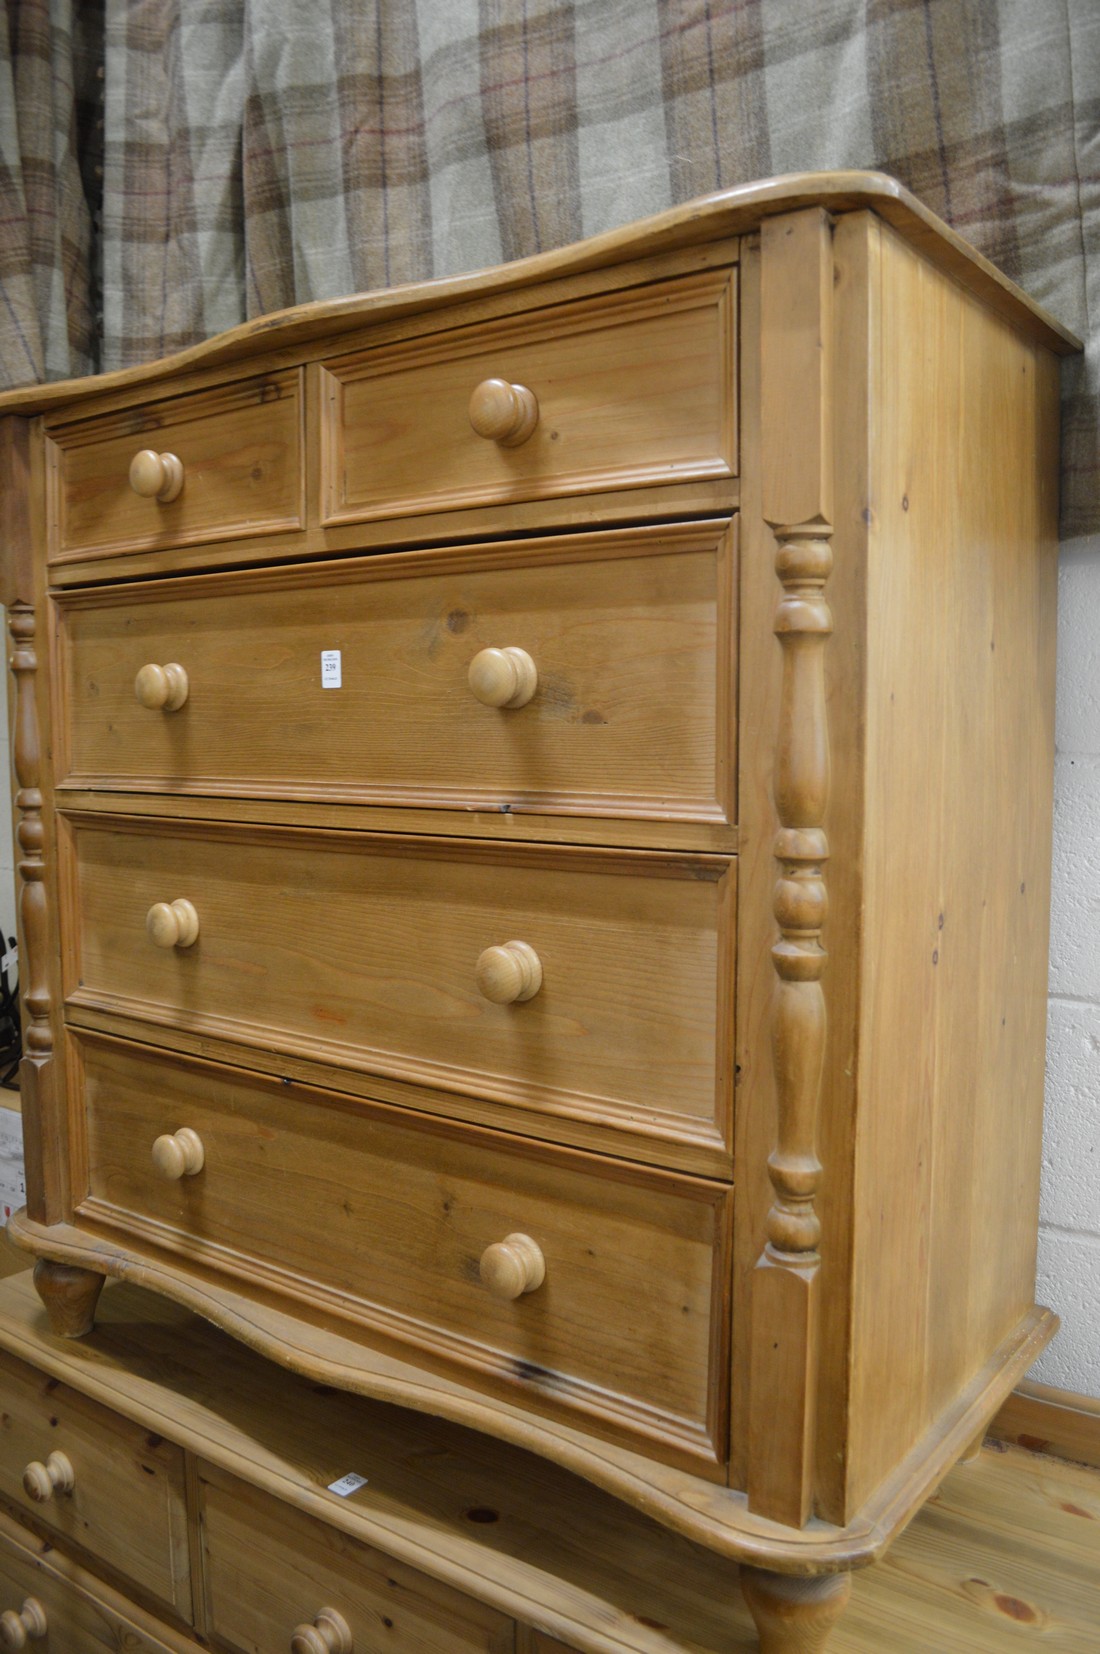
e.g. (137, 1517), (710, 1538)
(134, 661), (189, 711)
(152, 1127), (205, 1180)
(290, 1607), (353, 1654)
(480, 1233), (545, 1300)
(146, 898), (199, 949)
(0, 1600), (47, 1649)
(22, 1450), (74, 1503)
(476, 940), (542, 1004)
(468, 378), (539, 446)
(129, 448), (184, 502)
(468, 647), (537, 709)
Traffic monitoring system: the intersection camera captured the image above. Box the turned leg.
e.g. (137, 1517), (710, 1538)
(741, 1568), (851, 1654)
(33, 1259), (105, 1338)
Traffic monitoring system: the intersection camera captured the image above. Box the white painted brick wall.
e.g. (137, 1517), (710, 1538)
(1035, 1230), (1100, 1396)
(0, 1107), (24, 1223)
(1030, 536), (1100, 1394)
(1050, 755), (1100, 1001)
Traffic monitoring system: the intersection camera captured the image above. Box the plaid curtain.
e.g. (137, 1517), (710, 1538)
(1, 0), (1097, 534)
(0, 0), (101, 382)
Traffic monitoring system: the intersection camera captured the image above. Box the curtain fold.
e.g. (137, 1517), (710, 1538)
(0, 0), (100, 383)
(0, 0), (1095, 533)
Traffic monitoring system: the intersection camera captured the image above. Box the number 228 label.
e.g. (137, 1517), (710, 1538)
(327, 1471), (368, 1497)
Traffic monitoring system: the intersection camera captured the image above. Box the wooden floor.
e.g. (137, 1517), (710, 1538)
(0, 1239), (1095, 1652)
(826, 1443), (1099, 1653)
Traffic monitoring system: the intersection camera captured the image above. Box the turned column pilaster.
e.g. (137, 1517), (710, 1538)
(747, 207), (836, 1528)
(2, 419), (67, 1229)
(9, 604), (51, 1064)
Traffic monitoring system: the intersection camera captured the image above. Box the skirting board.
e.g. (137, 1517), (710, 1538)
(989, 1380), (1100, 1471)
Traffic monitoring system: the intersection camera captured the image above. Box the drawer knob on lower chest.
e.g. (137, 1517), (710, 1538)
(476, 939), (543, 1004)
(289, 1607), (353, 1654)
(146, 898), (200, 949)
(134, 661), (189, 711)
(129, 447), (184, 502)
(0, 1599), (47, 1649)
(152, 1127), (205, 1180)
(468, 377), (539, 446)
(21, 1450), (74, 1503)
(467, 645), (537, 709)
(480, 1232), (546, 1299)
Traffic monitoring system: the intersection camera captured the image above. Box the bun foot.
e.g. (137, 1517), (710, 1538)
(741, 1568), (851, 1654)
(33, 1260), (105, 1338)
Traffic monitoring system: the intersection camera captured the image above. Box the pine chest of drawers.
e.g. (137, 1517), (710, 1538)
(0, 173), (1078, 1651)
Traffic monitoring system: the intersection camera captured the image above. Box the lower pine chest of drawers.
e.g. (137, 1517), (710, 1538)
(0, 1345), (190, 1616)
(0, 1512), (192, 1654)
(0, 175), (1077, 1652)
(0, 1269), (745, 1654)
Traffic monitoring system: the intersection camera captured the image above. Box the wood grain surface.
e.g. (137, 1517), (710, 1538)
(990, 1382), (1100, 1471)
(55, 522), (737, 845)
(0, 1345), (189, 1613)
(62, 817), (736, 1170)
(73, 1032), (730, 1470)
(0, 173), (1075, 428)
(0, 1505), (197, 1653)
(843, 213), (1062, 1517)
(0, 1275), (1094, 1653)
(199, 1464), (513, 1653)
(47, 370), (302, 563)
(0, 173), (1076, 1647)
(323, 268), (736, 522)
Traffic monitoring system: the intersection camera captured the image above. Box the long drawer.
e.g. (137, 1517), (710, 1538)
(0, 1508), (196, 1653)
(62, 815), (735, 1167)
(320, 268), (737, 523)
(199, 1465), (513, 1654)
(0, 1347), (190, 1614)
(74, 1032), (731, 1468)
(46, 370), (303, 564)
(55, 523), (737, 844)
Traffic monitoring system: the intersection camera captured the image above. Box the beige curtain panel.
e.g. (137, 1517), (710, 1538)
(1, 0), (1096, 534)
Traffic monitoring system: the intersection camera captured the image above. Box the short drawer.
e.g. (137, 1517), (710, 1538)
(56, 521), (736, 844)
(199, 1465), (513, 1654)
(75, 1033), (731, 1468)
(0, 1348), (190, 1614)
(46, 370), (302, 564)
(63, 817), (735, 1168)
(0, 1506), (195, 1652)
(321, 268), (736, 523)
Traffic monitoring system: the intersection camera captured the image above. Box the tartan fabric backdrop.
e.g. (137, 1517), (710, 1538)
(0, 0), (1096, 534)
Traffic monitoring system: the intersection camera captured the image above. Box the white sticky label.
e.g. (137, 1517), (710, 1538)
(327, 1471), (368, 1497)
(321, 649), (342, 689)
